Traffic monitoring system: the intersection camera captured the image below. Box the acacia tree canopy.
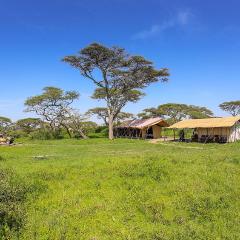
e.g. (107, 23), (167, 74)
(63, 43), (169, 139)
(219, 101), (240, 116)
(0, 116), (12, 132)
(137, 107), (164, 119)
(186, 105), (214, 119)
(24, 86), (79, 135)
(138, 103), (214, 123)
(16, 118), (42, 134)
(86, 107), (134, 126)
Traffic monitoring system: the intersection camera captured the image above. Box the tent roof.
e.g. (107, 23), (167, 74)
(168, 116), (240, 129)
(117, 117), (169, 129)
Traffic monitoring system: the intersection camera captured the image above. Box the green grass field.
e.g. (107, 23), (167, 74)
(0, 139), (240, 239)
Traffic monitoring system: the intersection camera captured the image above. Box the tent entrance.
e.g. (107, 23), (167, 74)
(146, 127), (153, 139)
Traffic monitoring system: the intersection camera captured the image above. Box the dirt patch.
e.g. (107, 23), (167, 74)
(149, 137), (174, 144)
(148, 139), (205, 150)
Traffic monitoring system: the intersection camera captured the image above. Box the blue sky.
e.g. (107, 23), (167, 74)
(0, 0), (240, 122)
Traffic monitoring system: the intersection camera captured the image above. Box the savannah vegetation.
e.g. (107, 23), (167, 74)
(0, 138), (240, 239)
(0, 44), (238, 140)
(1, 43), (240, 239)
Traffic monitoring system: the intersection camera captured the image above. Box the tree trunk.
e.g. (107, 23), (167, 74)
(108, 113), (114, 140)
(66, 128), (72, 138)
(61, 123), (72, 138)
(78, 129), (88, 139)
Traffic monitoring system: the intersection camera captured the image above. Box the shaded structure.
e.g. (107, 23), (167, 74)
(168, 116), (240, 143)
(0, 134), (14, 145)
(114, 117), (169, 139)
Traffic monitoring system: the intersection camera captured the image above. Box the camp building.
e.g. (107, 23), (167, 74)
(169, 116), (240, 143)
(114, 117), (169, 139)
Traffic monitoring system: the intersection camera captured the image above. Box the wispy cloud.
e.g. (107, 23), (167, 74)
(177, 10), (192, 25)
(132, 9), (193, 40)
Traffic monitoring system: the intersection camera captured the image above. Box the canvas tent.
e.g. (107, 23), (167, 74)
(114, 117), (169, 139)
(168, 116), (240, 143)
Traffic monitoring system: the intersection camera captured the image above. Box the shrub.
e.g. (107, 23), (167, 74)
(95, 126), (108, 133)
(0, 169), (45, 239)
(7, 129), (28, 139)
(29, 129), (64, 140)
(29, 130), (52, 140)
(89, 127), (109, 138)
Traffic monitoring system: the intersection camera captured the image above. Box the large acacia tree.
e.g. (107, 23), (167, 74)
(219, 101), (240, 116)
(63, 43), (169, 139)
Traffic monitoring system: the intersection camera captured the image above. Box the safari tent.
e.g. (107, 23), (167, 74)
(169, 116), (240, 143)
(114, 117), (169, 139)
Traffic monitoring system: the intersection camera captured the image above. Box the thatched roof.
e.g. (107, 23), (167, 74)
(168, 116), (240, 129)
(117, 117), (169, 129)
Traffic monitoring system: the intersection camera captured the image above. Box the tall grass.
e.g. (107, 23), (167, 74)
(0, 139), (239, 239)
(0, 169), (30, 239)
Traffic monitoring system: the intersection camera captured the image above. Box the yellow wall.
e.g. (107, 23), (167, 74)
(152, 125), (162, 138)
(141, 125), (162, 139)
(197, 127), (231, 137)
(141, 128), (146, 138)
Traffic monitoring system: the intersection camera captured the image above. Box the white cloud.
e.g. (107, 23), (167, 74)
(132, 9), (192, 40)
(132, 25), (161, 40)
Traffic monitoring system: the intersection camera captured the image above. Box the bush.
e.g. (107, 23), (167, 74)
(95, 125), (108, 133)
(0, 169), (27, 238)
(29, 130), (52, 140)
(100, 127), (109, 136)
(88, 126), (108, 138)
(7, 129), (28, 139)
(0, 169), (45, 239)
(29, 130), (64, 140)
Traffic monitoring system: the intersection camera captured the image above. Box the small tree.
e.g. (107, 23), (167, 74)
(24, 87), (79, 138)
(86, 107), (109, 126)
(86, 107), (134, 126)
(0, 116), (12, 133)
(63, 43), (169, 139)
(60, 110), (89, 139)
(219, 101), (240, 116)
(16, 118), (42, 134)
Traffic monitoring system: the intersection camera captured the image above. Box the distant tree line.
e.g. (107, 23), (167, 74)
(1, 95), (239, 140)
